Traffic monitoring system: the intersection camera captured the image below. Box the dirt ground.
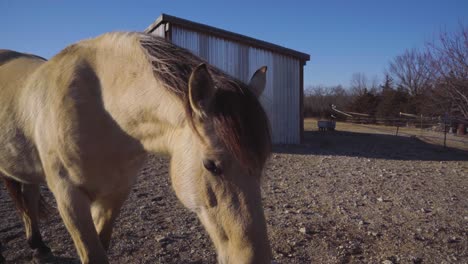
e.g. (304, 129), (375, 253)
(1, 122), (467, 264)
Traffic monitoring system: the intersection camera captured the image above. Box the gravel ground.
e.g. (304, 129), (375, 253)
(1, 130), (467, 264)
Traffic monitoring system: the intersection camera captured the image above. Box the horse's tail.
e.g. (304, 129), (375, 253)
(1, 177), (49, 219)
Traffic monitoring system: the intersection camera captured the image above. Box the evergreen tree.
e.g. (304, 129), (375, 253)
(349, 89), (380, 116)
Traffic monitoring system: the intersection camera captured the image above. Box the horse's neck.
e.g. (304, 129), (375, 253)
(57, 35), (189, 156)
(98, 68), (187, 155)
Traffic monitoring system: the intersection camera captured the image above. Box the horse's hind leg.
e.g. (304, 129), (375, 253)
(0, 241), (5, 263)
(2, 178), (51, 259)
(20, 184), (51, 259)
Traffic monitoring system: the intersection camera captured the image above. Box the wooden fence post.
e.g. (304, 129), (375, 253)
(443, 119), (447, 148)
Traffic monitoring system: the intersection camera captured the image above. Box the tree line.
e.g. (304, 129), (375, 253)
(304, 25), (468, 120)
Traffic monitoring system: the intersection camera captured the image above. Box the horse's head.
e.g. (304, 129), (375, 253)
(169, 64), (272, 264)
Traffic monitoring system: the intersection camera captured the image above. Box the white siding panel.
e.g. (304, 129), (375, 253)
(172, 27), (200, 56)
(150, 24), (166, 37)
(170, 26), (300, 144)
(265, 52), (300, 144)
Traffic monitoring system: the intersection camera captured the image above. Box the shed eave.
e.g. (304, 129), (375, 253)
(144, 13), (311, 62)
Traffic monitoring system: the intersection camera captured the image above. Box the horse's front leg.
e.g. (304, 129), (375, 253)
(91, 188), (130, 251)
(46, 174), (108, 264)
(91, 159), (144, 251)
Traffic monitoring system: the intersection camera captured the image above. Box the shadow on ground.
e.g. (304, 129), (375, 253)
(274, 130), (468, 161)
(34, 255), (78, 264)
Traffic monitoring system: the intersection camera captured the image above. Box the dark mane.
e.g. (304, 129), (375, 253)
(139, 33), (271, 172)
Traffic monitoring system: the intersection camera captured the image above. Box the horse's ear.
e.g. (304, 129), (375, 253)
(189, 63), (215, 118)
(248, 66), (267, 98)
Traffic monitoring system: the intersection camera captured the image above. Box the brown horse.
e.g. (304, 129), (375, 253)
(0, 32), (272, 264)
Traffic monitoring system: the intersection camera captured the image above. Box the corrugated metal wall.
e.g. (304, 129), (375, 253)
(151, 24), (166, 37)
(152, 25), (300, 144)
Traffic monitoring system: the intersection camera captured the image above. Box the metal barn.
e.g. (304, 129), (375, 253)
(145, 14), (310, 144)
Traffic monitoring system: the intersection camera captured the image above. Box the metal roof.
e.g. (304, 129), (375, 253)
(144, 14), (310, 62)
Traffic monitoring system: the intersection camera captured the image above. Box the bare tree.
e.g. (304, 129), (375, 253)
(427, 24), (468, 118)
(369, 75), (380, 94)
(388, 48), (433, 96)
(303, 85), (352, 118)
(350, 72), (368, 96)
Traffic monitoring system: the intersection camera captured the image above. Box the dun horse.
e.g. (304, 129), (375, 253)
(0, 32), (272, 264)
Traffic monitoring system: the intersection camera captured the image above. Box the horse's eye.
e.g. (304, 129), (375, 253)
(203, 159), (222, 175)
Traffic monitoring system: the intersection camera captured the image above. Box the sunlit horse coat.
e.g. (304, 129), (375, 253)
(0, 32), (272, 264)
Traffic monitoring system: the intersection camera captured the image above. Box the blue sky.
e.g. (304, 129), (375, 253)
(1, 0), (467, 88)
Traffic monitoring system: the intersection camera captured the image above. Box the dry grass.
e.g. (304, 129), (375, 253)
(305, 118), (468, 151)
